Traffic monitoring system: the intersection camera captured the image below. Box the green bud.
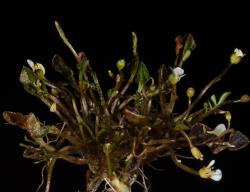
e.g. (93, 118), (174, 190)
(116, 59), (126, 71)
(225, 111), (232, 122)
(230, 48), (245, 64)
(186, 87), (195, 98)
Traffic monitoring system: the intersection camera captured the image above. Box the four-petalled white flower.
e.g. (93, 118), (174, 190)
(199, 160), (222, 181)
(207, 123), (226, 136)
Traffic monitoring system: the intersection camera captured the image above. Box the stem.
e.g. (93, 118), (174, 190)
(170, 151), (198, 175)
(48, 94), (76, 122)
(190, 99), (236, 124)
(58, 155), (87, 165)
(118, 96), (135, 110)
(45, 158), (57, 192)
(72, 98), (95, 140)
(168, 86), (177, 113)
(180, 130), (193, 147)
(182, 63), (232, 118)
(111, 56), (139, 114)
(158, 65), (168, 115)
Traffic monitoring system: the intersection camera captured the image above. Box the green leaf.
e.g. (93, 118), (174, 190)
(182, 50), (191, 62)
(52, 55), (77, 88)
(19, 66), (38, 95)
(182, 33), (196, 62)
(210, 94), (217, 106)
(20, 66), (36, 85)
(136, 62), (152, 92)
(78, 57), (88, 83)
(218, 91), (231, 105)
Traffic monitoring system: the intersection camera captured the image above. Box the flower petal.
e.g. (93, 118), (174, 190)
(210, 169), (222, 181)
(208, 123), (226, 136)
(207, 160), (215, 168)
(27, 59), (35, 71)
(36, 63), (46, 75)
(173, 67), (184, 76)
(234, 48), (245, 57)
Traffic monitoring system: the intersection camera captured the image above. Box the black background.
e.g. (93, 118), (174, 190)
(1, 1), (250, 192)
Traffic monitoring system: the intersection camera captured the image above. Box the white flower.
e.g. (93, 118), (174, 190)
(27, 59), (46, 75)
(172, 67), (185, 79)
(168, 67), (185, 85)
(199, 160), (222, 181)
(234, 48), (245, 57)
(207, 123), (226, 136)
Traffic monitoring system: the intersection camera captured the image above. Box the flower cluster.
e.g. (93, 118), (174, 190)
(3, 22), (249, 192)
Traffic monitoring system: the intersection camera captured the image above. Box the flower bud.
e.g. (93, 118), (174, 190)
(191, 146), (204, 161)
(116, 59), (126, 71)
(225, 111), (231, 122)
(186, 87), (195, 98)
(230, 48), (245, 64)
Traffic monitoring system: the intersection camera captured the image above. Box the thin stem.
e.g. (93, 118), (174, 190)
(121, 57), (139, 96)
(45, 158), (57, 192)
(158, 65), (168, 115)
(168, 86), (177, 113)
(57, 155), (87, 165)
(48, 94), (76, 122)
(118, 96), (135, 110)
(111, 56), (139, 114)
(182, 63), (232, 119)
(72, 98), (95, 140)
(180, 130), (193, 147)
(108, 74), (121, 106)
(170, 151), (198, 175)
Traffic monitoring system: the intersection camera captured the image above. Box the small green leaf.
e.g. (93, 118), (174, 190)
(218, 91), (231, 105)
(182, 33), (196, 62)
(136, 62), (152, 92)
(210, 94), (217, 106)
(116, 59), (126, 71)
